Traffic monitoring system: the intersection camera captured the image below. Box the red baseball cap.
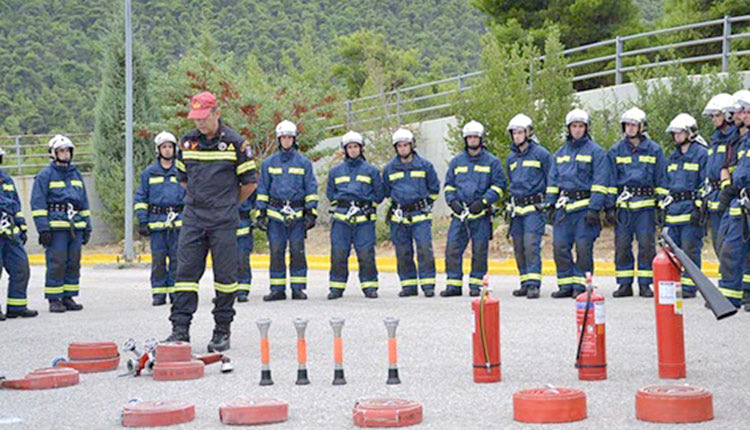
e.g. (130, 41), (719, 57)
(187, 92), (217, 119)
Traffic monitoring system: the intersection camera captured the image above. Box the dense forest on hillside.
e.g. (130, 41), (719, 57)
(0, 0), (485, 134)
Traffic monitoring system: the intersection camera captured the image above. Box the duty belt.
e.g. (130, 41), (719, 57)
(335, 200), (376, 224)
(512, 193), (544, 207)
(336, 200), (375, 211)
(617, 186), (653, 198)
(707, 179), (721, 191)
(667, 190), (698, 203)
(149, 204), (184, 214)
(399, 198), (431, 213)
(48, 203), (82, 212)
(269, 197), (304, 208)
(389, 198), (433, 224)
(555, 189), (591, 212)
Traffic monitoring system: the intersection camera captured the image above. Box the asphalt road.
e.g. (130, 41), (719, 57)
(1, 266), (748, 429)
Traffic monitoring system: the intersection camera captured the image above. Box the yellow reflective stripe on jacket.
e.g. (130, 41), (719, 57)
(510, 161), (518, 171)
(591, 184), (608, 194)
(305, 194), (319, 202)
(268, 209), (303, 221)
(708, 201), (720, 210)
(149, 176), (165, 184)
(80, 210), (90, 217)
(70, 180), (83, 187)
(182, 150), (237, 161)
(638, 155), (656, 164)
(546, 186), (559, 194)
(454, 166), (469, 174)
(257, 194), (269, 202)
(49, 181), (65, 188)
(390, 212), (432, 224)
(2, 183), (14, 191)
(236, 160), (256, 175)
(237, 227), (251, 236)
(667, 163), (678, 172)
(606, 187), (618, 195)
(655, 187), (669, 196)
(32, 209), (48, 217)
(491, 185), (503, 196)
(268, 167), (283, 174)
(134, 202), (149, 211)
(683, 163), (699, 171)
(289, 167), (305, 175)
(522, 160), (541, 168)
(514, 204), (537, 215)
(444, 185), (456, 192)
(410, 170), (426, 178)
(49, 220), (88, 228)
(556, 155), (571, 163)
(729, 207), (742, 216)
(617, 199), (655, 209)
(356, 175), (371, 183)
(474, 165), (490, 173)
(575, 154), (592, 162)
(616, 156), (632, 164)
(388, 172), (404, 181)
(334, 176), (350, 184)
(176, 160), (186, 172)
(666, 214), (692, 223)
(332, 212), (377, 223)
(565, 198), (590, 211)
(148, 220), (183, 229)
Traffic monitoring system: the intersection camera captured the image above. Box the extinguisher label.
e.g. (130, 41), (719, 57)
(594, 302), (605, 324)
(658, 281), (676, 305)
(674, 284), (683, 315)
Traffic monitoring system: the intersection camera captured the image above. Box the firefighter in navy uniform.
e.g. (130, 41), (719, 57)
(505, 114), (552, 299)
(608, 108), (668, 298)
(326, 131), (385, 299)
(383, 128), (440, 298)
(441, 120), (506, 297)
(166, 92), (257, 352)
(235, 190), (256, 303)
(0, 148), (37, 320)
(31, 135), (92, 313)
(255, 120), (319, 301)
(702, 93), (740, 258)
(717, 90), (750, 309)
(662, 113), (708, 299)
(546, 109), (610, 298)
(135, 131), (185, 306)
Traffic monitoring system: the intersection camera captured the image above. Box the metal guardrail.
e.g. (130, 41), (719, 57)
(328, 14), (750, 131)
(0, 133), (94, 176)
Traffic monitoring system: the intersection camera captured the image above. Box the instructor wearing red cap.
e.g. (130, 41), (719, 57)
(165, 92), (257, 352)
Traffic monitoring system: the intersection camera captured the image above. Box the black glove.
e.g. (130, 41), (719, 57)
(718, 184), (738, 214)
(304, 210), (317, 230)
(468, 199), (487, 215)
(449, 200), (464, 215)
(690, 207), (702, 225)
(545, 205), (556, 225)
(19, 230), (27, 245)
(255, 209), (268, 231)
(82, 230), (91, 245)
(138, 224), (150, 237)
(604, 207), (617, 227)
(584, 209), (600, 227)
(39, 231), (52, 247)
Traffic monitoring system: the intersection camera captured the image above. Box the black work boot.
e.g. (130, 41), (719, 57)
(6, 308), (38, 318)
(469, 288), (481, 297)
(638, 284), (654, 298)
(49, 299), (66, 313)
(263, 290), (287, 302)
(551, 289), (573, 298)
(742, 290), (749, 307)
(62, 297), (83, 311)
(0, 309), (5, 321)
(291, 290), (307, 300)
(152, 296), (167, 306)
(423, 289), (435, 298)
(236, 294), (249, 303)
(398, 288), (417, 297)
(613, 284), (634, 298)
(207, 325), (231, 352)
(440, 288), (462, 297)
(526, 286), (540, 299)
(164, 325), (190, 343)
(512, 285), (528, 297)
(363, 288), (378, 299)
(327, 289), (344, 300)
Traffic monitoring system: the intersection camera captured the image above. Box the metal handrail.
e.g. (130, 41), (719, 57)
(0, 133), (94, 176)
(330, 14), (749, 130)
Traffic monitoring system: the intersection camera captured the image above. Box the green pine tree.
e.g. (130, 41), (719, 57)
(92, 9), (154, 239)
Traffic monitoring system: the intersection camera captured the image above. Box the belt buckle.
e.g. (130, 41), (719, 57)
(0, 213), (11, 232)
(392, 206), (404, 223)
(165, 208), (178, 228)
(66, 202), (77, 221)
(739, 188), (750, 208)
(345, 202), (361, 223)
(660, 195), (674, 209)
(555, 194), (569, 210)
(280, 201), (296, 225)
(616, 187), (633, 205)
(457, 204), (470, 222)
(508, 197), (517, 218)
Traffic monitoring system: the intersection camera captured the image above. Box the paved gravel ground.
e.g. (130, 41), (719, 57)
(1, 266), (748, 429)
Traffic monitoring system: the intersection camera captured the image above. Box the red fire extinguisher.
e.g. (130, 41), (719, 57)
(652, 248), (686, 379)
(575, 272), (606, 380)
(472, 275), (501, 383)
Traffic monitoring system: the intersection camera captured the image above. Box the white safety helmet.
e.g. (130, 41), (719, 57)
(666, 113), (699, 136)
(0, 148), (5, 157)
(154, 131), (177, 151)
(341, 131), (364, 149)
(392, 128), (415, 146)
(506, 114), (534, 140)
(48, 134), (75, 163)
(462, 120), (485, 139)
(620, 107), (647, 134)
(733, 90), (750, 111)
(275, 120), (298, 139)
(703, 93), (737, 122)
(565, 108), (590, 127)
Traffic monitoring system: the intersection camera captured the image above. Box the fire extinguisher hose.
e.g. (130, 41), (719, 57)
(575, 287), (592, 368)
(479, 289), (490, 372)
